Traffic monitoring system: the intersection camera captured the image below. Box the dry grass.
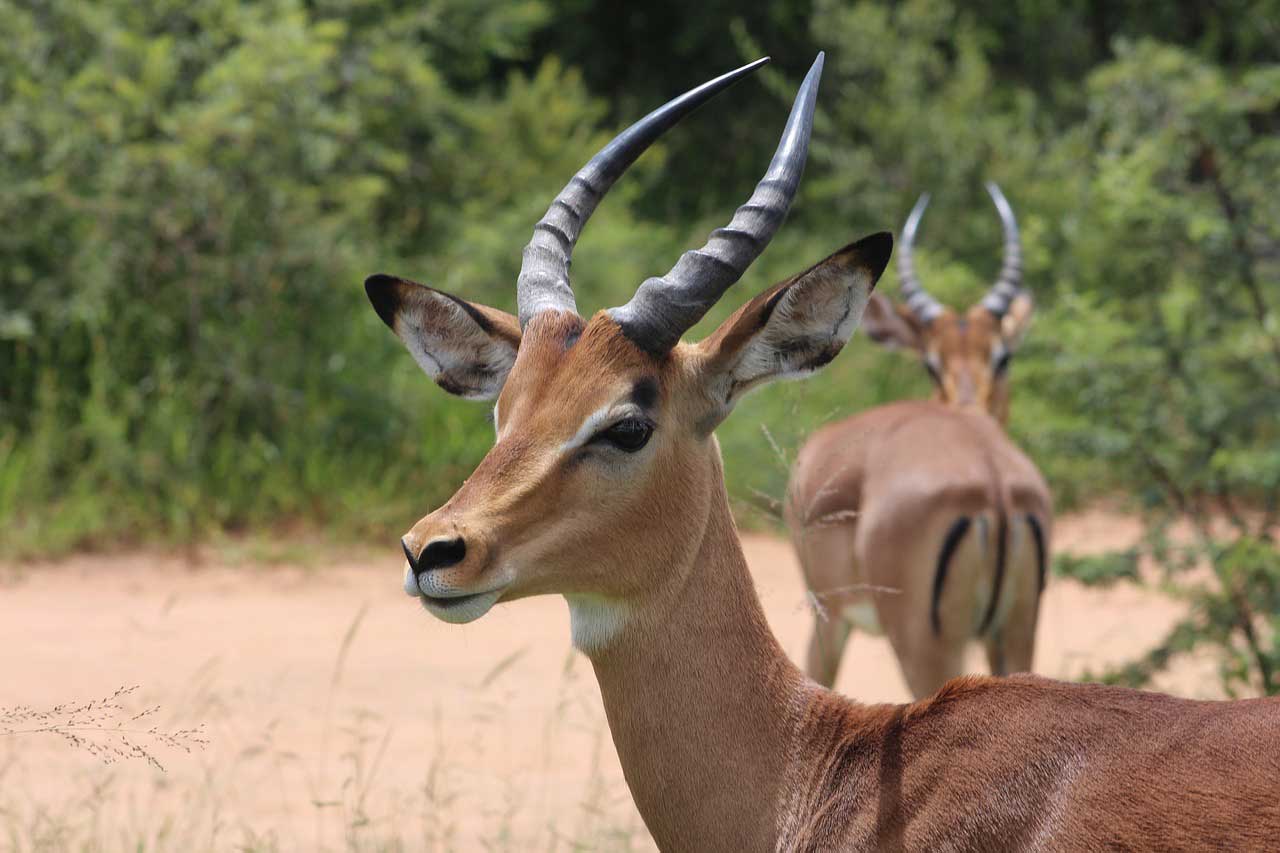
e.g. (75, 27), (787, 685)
(0, 572), (651, 852)
(1, 686), (207, 773)
(0, 670), (649, 853)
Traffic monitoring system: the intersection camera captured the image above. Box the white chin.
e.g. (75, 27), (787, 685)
(418, 589), (502, 624)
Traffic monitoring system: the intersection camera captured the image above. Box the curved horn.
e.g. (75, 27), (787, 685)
(609, 53), (825, 353)
(980, 181), (1024, 316)
(897, 193), (945, 325)
(516, 58), (770, 329)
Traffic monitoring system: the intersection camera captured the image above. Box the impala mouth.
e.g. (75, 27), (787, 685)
(416, 588), (504, 624)
(402, 565), (506, 624)
(400, 558), (511, 623)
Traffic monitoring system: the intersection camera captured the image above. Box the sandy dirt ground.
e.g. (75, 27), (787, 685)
(0, 510), (1227, 851)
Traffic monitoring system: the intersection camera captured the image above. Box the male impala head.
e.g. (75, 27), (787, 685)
(365, 54), (891, 640)
(861, 184), (1033, 422)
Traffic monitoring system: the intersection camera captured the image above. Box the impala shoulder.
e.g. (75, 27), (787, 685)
(900, 673), (1071, 730)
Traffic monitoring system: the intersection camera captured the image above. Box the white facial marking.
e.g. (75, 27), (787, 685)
(559, 402), (642, 454)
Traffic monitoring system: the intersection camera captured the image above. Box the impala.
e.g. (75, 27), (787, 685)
(367, 55), (1279, 851)
(787, 187), (1052, 699)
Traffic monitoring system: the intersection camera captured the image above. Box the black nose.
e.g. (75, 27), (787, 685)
(403, 536), (467, 579)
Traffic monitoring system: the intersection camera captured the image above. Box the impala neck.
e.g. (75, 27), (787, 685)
(580, 448), (809, 850)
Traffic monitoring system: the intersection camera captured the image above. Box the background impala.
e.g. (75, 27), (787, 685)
(787, 185), (1052, 699)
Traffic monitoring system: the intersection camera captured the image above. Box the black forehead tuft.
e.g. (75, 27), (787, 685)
(630, 376), (659, 409)
(561, 316), (586, 350)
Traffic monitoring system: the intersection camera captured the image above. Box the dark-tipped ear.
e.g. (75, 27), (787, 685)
(861, 292), (926, 352)
(693, 232), (892, 430)
(365, 274), (521, 400)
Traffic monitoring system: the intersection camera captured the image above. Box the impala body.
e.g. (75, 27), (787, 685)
(367, 56), (1280, 851)
(788, 187), (1052, 699)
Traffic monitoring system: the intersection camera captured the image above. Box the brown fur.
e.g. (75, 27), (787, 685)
(781, 675), (1280, 851)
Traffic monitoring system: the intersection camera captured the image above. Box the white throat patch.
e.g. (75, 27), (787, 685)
(565, 594), (631, 654)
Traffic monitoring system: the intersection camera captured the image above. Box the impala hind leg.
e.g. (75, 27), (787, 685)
(985, 615), (1036, 677)
(984, 588), (1039, 677)
(984, 514), (1045, 677)
(887, 632), (967, 700)
(806, 614), (852, 688)
(867, 520), (972, 700)
(794, 522), (860, 687)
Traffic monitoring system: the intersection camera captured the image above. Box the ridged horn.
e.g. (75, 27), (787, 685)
(980, 182), (1024, 317)
(515, 57), (771, 329)
(897, 193), (945, 325)
(608, 52), (825, 353)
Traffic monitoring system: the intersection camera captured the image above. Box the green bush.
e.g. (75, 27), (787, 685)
(0, 0), (667, 552)
(1033, 42), (1280, 694)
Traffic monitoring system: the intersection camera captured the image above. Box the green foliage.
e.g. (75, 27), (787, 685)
(2, 0), (1278, 697)
(1087, 534), (1280, 697)
(0, 0), (651, 552)
(1053, 550), (1140, 588)
(1026, 40), (1280, 694)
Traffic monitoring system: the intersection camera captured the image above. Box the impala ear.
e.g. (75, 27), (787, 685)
(692, 232), (892, 431)
(861, 292), (926, 352)
(365, 275), (521, 400)
(1000, 291), (1035, 351)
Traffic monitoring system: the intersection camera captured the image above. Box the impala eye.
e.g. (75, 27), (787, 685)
(993, 350), (1012, 375)
(593, 418), (654, 452)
